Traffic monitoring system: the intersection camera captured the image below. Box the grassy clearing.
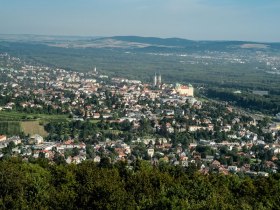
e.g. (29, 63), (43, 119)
(103, 129), (123, 135)
(0, 111), (26, 121)
(0, 111), (69, 136)
(89, 119), (100, 124)
(20, 121), (48, 137)
(0, 111), (69, 122)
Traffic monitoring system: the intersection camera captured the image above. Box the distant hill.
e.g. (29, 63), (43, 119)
(103, 36), (195, 47)
(77, 36), (262, 51)
(0, 34), (98, 43)
(2, 34), (279, 51)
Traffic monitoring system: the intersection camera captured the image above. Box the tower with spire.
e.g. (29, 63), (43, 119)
(157, 73), (161, 86)
(153, 72), (162, 88)
(91, 66), (98, 75)
(153, 73), (157, 87)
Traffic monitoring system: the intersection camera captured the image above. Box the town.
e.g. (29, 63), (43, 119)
(0, 52), (280, 177)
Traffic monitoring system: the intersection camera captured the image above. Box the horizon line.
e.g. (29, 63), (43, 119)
(0, 33), (279, 44)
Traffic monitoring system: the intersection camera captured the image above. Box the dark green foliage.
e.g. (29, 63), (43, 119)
(0, 121), (22, 136)
(206, 88), (280, 114)
(0, 158), (280, 209)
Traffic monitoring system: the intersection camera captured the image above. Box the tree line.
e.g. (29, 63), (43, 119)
(0, 157), (280, 209)
(205, 88), (280, 114)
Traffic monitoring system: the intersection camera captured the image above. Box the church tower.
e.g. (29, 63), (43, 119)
(153, 73), (157, 87)
(157, 73), (161, 86)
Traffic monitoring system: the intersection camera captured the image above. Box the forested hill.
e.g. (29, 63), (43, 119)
(103, 36), (195, 47)
(1, 157), (280, 209)
(107, 36), (270, 49)
(1, 34), (280, 51)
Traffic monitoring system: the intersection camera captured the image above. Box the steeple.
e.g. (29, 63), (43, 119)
(153, 73), (157, 87)
(157, 72), (161, 86)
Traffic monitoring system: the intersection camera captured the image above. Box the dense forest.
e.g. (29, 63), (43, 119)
(0, 157), (280, 209)
(205, 88), (280, 115)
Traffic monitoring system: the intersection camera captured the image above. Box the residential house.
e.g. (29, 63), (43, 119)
(29, 134), (44, 145)
(0, 135), (7, 142)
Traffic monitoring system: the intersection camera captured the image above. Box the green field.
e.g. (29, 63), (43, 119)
(0, 111), (70, 136)
(0, 111), (69, 122)
(20, 121), (48, 137)
(0, 111), (26, 121)
(103, 129), (123, 135)
(0, 121), (22, 136)
(89, 119), (101, 124)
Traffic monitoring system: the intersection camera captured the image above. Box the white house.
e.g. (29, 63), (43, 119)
(147, 148), (154, 157)
(29, 134), (44, 145)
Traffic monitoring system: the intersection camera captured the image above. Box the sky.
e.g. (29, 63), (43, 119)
(0, 0), (279, 42)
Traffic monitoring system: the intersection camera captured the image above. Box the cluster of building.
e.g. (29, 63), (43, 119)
(0, 52), (280, 175)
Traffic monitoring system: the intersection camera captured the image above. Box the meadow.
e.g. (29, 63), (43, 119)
(0, 111), (70, 136)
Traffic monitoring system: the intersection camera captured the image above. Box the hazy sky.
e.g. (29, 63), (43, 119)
(0, 0), (279, 42)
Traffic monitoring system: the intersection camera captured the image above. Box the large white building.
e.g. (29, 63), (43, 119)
(174, 83), (194, 96)
(29, 134), (44, 145)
